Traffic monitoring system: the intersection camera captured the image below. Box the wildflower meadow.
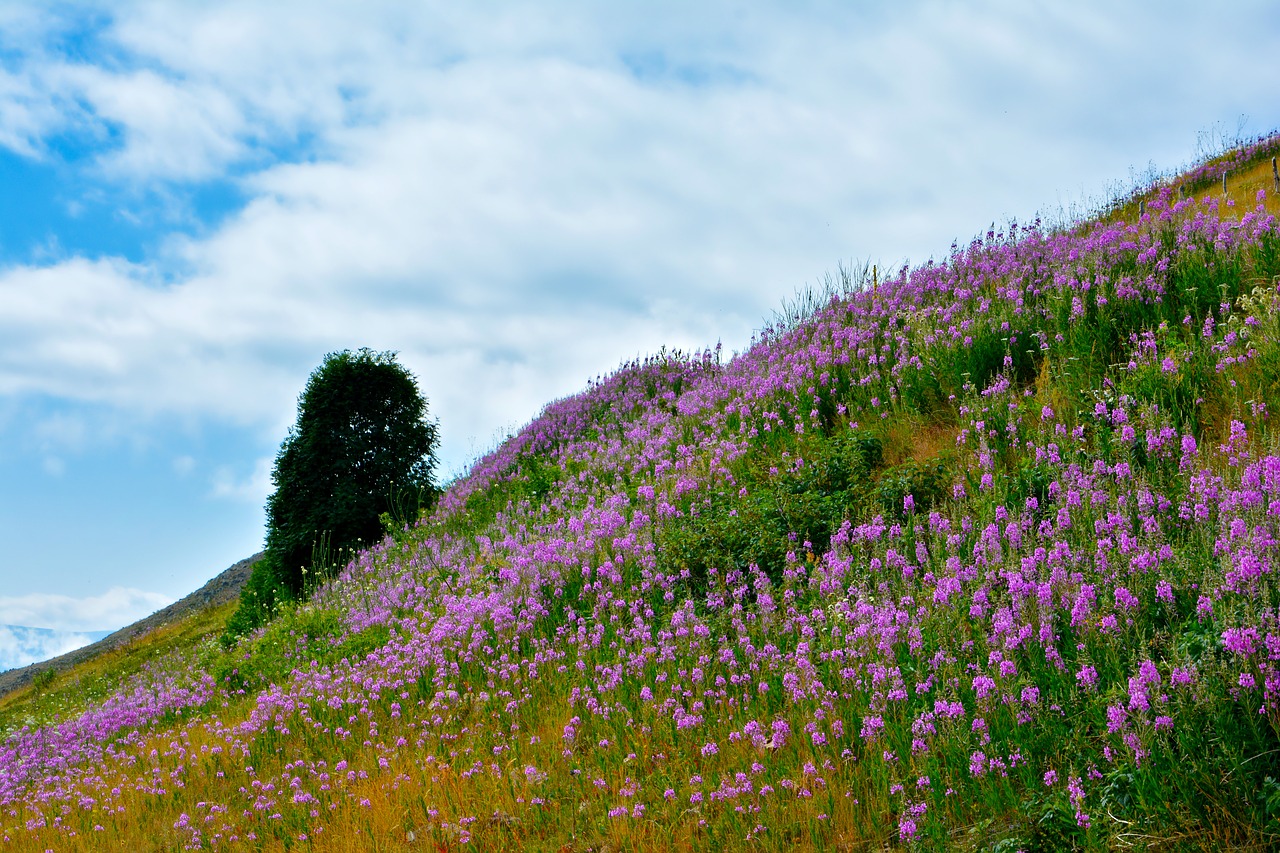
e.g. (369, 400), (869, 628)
(5, 139), (1280, 850)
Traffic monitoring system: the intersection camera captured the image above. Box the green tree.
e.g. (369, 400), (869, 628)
(266, 348), (439, 597)
(225, 349), (438, 641)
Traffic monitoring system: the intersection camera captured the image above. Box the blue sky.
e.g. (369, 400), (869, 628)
(2, 1), (1280, 664)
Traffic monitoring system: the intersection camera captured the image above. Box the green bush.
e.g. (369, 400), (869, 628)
(873, 451), (956, 519)
(30, 668), (56, 693)
(657, 429), (885, 590)
(1007, 460), (1055, 516)
(222, 553), (289, 644)
(215, 605), (390, 693)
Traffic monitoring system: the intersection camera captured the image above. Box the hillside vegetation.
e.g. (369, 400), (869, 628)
(5, 135), (1280, 851)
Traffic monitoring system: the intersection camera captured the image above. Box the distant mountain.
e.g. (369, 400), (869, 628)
(0, 625), (112, 673)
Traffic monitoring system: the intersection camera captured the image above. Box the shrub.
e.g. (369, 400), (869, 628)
(215, 605), (390, 693)
(873, 451), (956, 519)
(657, 429), (885, 590)
(222, 552), (289, 645)
(30, 668), (56, 693)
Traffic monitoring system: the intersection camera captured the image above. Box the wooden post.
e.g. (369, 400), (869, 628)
(1138, 200), (1145, 219)
(1223, 171), (1228, 196)
(1273, 156), (1279, 194)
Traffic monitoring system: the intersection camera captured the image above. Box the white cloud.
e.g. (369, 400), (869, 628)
(56, 64), (249, 181)
(0, 67), (59, 157)
(0, 625), (109, 672)
(0, 587), (172, 632)
(0, 0), (1276, 484)
(211, 455), (273, 503)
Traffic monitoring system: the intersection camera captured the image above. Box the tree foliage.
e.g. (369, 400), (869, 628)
(266, 348), (439, 596)
(225, 349), (438, 640)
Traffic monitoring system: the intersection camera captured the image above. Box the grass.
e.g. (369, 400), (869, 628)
(1101, 132), (1280, 224)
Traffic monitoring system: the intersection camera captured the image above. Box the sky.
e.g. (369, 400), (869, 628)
(1, 1), (1279, 664)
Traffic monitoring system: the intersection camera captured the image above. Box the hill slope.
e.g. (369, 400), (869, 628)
(0, 554), (261, 699)
(5, 136), (1280, 851)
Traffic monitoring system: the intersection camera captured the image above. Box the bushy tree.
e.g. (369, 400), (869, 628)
(266, 348), (439, 596)
(225, 349), (438, 640)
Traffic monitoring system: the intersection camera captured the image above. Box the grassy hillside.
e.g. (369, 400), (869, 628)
(6, 135), (1280, 851)
(0, 602), (237, 740)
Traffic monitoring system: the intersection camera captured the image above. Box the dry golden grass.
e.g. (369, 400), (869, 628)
(1104, 147), (1280, 224)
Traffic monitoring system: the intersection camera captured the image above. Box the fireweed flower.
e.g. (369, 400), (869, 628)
(1114, 587), (1139, 611)
(1223, 627), (1260, 656)
(1068, 775), (1090, 827)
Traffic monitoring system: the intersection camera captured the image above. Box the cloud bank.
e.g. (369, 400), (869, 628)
(0, 625), (112, 673)
(0, 587), (172, 633)
(1, 2), (1275, 478)
(0, 583), (171, 671)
